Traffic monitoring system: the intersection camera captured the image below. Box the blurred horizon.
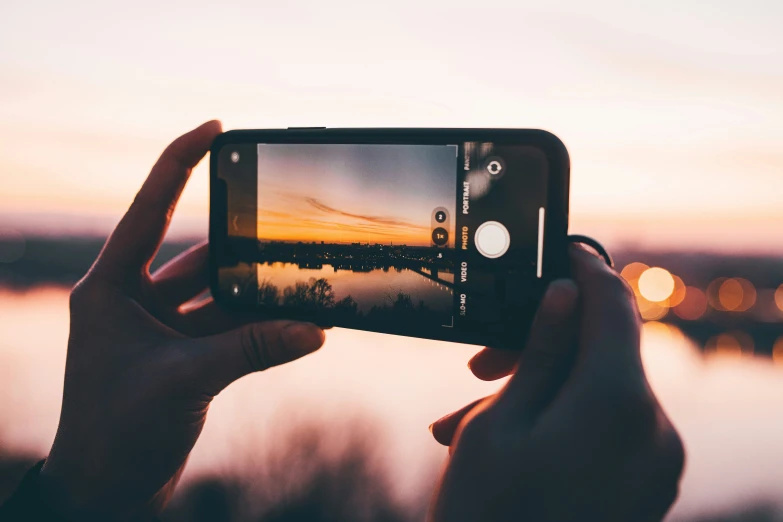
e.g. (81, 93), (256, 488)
(1, 0), (782, 253)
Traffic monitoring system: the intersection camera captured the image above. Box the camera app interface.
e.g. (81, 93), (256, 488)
(218, 141), (549, 337)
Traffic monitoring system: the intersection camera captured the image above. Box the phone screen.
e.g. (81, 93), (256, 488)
(213, 131), (566, 348)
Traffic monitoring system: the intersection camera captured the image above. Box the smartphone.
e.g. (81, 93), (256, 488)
(210, 128), (569, 349)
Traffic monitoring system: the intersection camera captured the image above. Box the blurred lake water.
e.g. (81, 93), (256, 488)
(2, 288), (783, 520)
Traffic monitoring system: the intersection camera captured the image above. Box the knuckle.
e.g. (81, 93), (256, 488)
(455, 408), (495, 445)
(625, 394), (658, 433)
(68, 278), (100, 310)
(603, 386), (658, 439)
(524, 344), (566, 374)
(659, 428), (686, 480)
(128, 193), (173, 227)
(169, 345), (202, 388)
(603, 270), (636, 302)
(454, 405), (520, 457)
(239, 325), (274, 373)
(593, 270), (643, 327)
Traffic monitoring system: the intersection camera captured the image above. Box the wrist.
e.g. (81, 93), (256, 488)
(39, 457), (139, 522)
(0, 459), (141, 522)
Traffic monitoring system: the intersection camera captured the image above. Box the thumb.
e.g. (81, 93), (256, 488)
(495, 279), (579, 423)
(190, 320), (325, 394)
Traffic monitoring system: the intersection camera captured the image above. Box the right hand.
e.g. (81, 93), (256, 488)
(428, 247), (685, 522)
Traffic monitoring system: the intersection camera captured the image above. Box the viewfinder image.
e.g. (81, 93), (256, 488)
(252, 143), (458, 326)
(216, 137), (551, 343)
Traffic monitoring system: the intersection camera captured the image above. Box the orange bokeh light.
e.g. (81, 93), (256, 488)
(637, 295), (669, 321)
(638, 267), (675, 303)
(621, 262), (649, 297)
(736, 278), (757, 312)
(716, 278), (757, 312)
(669, 275), (687, 307)
(621, 262), (649, 283)
(707, 278), (727, 310)
(706, 333), (742, 357)
(719, 279), (744, 311)
(642, 321), (686, 342)
(706, 331), (753, 357)
(673, 287), (708, 320)
(642, 321), (670, 337)
(734, 331), (755, 355)
(773, 337), (783, 365)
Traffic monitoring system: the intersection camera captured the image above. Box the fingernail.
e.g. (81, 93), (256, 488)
(541, 279), (578, 314)
(281, 323), (325, 355)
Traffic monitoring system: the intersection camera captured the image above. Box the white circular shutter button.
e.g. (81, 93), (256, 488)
(474, 221), (510, 259)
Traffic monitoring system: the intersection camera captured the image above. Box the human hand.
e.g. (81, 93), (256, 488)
(428, 247), (685, 522)
(39, 121), (326, 521)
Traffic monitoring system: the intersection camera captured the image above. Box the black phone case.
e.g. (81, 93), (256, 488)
(210, 128), (570, 349)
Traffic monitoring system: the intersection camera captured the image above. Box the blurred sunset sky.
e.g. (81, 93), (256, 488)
(1, 0), (781, 253)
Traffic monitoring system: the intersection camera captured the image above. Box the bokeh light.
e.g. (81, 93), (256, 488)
(642, 321), (670, 338)
(620, 263), (650, 286)
(734, 331), (755, 356)
(621, 262), (649, 302)
(642, 321), (686, 342)
(750, 289), (783, 322)
(673, 287), (708, 320)
(773, 337), (783, 365)
(718, 278), (757, 312)
(705, 332), (753, 358)
(637, 295), (669, 321)
(706, 333), (742, 357)
(707, 278), (727, 311)
(669, 275), (687, 308)
(736, 278), (757, 312)
(638, 267), (675, 303)
(719, 279), (744, 311)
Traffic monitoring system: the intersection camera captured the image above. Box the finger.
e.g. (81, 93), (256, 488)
(151, 241), (209, 306)
(429, 397), (490, 446)
(94, 120), (222, 283)
(567, 245), (644, 388)
(467, 348), (518, 381)
(190, 320), (325, 394)
(495, 279), (579, 421)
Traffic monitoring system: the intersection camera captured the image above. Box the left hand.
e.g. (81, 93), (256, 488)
(39, 121), (326, 521)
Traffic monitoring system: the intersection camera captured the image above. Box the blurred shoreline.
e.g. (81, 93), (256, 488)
(2, 234), (782, 289)
(2, 235), (782, 357)
(0, 235), (199, 289)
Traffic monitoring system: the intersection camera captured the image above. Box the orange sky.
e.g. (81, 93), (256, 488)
(0, 1), (781, 253)
(253, 143), (457, 246)
(257, 205), (433, 246)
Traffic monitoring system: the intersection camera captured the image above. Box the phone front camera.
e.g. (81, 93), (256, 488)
(231, 151), (240, 163)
